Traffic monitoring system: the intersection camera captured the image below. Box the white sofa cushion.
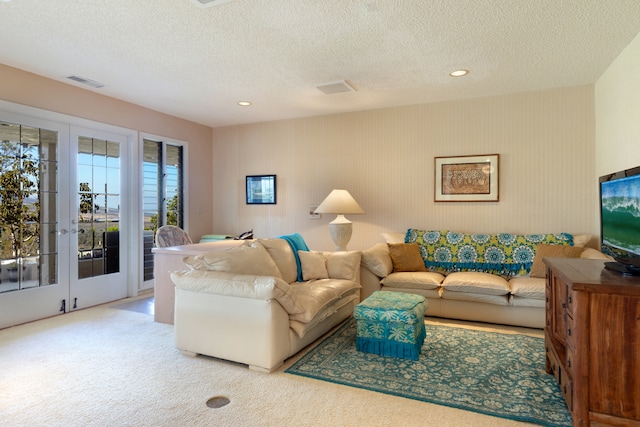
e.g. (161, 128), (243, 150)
(441, 272), (510, 296)
(361, 243), (393, 278)
(183, 242), (283, 279)
(258, 238), (298, 283)
(299, 250), (361, 282)
(170, 270), (302, 314)
(288, 279), (361, 323)
(298, 251), (329, 280)
(509, 277), (546, 299)
(510, 295), (545, 308)
(289, 293), (358, 338)
(440, 289), (510, 305)
(325, 251), (361, 281)
(380, 271), (444, 290)
(380, 286), (440, 299)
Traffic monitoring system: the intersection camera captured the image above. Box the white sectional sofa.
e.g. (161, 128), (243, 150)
(359, 229), (611, 329)
(170, 235), (361, 372)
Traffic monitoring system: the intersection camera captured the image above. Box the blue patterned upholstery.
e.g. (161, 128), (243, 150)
(405, 229), (574, 277)
(354, 291), (427, 360)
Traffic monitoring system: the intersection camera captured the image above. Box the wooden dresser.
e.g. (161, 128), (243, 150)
(544, 257), (640, 427)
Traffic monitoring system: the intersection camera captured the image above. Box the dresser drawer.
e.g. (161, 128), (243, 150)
(565, 313), (576, 350)
(566, 346), (574, 377)
(566, 289), (580, 319)
(546, 341), (561, 384)
(559, 372), (573, 411)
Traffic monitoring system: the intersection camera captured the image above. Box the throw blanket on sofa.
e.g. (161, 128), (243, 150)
(280, 233), (310, 282)
(405, 229), (573, 277)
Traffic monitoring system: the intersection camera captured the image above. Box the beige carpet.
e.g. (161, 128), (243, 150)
(0, 296), (542, 427)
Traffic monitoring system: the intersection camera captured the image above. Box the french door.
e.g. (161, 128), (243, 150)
(0, 112), (129, 328)
(69, 126), (129, 309)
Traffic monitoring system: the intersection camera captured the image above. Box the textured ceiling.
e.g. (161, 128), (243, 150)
(1, 0), (640, 128)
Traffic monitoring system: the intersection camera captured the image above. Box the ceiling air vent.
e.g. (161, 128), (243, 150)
(66, 75), (105, 88)
(317, 80), (356, 95)
(192, 0), (234, 7)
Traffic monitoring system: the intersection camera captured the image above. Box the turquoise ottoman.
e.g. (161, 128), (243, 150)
(354, 291), (427, 360)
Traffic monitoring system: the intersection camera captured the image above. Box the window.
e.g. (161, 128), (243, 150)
(142, 138), (184, 281)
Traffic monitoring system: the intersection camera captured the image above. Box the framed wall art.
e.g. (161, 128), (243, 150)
(246, 175), (277, 204)
(434, 154), (499, 202)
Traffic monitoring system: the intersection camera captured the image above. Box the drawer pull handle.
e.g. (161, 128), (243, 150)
(567, 328), (572, 336)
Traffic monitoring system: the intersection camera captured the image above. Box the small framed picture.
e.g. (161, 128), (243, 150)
(434, 154), (499, 202)
(246, 175), (277, 204)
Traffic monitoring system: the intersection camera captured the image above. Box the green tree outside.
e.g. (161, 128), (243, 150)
(0, 141), (40, 261)
(148, 194), (179, 232)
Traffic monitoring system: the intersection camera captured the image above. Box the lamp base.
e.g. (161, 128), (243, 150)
(329, 215), (352, 251)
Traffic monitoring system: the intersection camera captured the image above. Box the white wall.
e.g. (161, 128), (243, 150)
(212, 86), (596, 251)
(595, 32), (640, 177)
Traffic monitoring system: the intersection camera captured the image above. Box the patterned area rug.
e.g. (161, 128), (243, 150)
(286, 318), (571, 427)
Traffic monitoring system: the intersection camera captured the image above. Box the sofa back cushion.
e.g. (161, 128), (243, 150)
(298, 250), (362, 282)
(183, 241), (283, 279)
(361, 243), (393, 278)
(325, 251), (361, 282)
(406, 229), (574, 277)
(258, 238), (298, 283)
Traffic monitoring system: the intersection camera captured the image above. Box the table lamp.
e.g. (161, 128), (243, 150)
(314, 189), (364, 251)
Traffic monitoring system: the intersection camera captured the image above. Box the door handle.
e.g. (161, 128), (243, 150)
(58, 229), (69, 235)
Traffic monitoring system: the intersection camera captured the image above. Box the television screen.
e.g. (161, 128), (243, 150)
(600, 166), (640, 270)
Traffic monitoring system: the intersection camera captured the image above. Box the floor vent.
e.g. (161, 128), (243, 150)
(206, 396), (230, 408)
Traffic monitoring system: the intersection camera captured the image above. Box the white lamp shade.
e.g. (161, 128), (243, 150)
(314, 189), (364, 215)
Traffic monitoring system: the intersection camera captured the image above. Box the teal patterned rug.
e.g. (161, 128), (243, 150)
(286, 318), (571, 427)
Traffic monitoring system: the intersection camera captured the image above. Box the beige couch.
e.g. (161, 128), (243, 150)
(359, 230), (611, 329)
(170, 236), (361, 372)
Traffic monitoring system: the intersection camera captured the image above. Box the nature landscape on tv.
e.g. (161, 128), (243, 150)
(601, 175), (640, 259)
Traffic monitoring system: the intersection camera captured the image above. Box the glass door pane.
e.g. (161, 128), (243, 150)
(77, 136), (120, 279)
(0, 122), (57, 292)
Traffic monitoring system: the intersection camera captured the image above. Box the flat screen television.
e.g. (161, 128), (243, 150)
(599, 165), (640, 275)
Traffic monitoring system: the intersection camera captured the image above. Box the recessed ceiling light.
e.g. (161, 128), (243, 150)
(238, 101), (252, 106)
(450, 70), (469, 77)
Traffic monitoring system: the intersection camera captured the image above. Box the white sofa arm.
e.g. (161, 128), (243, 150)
(170, 270), (302, 314)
